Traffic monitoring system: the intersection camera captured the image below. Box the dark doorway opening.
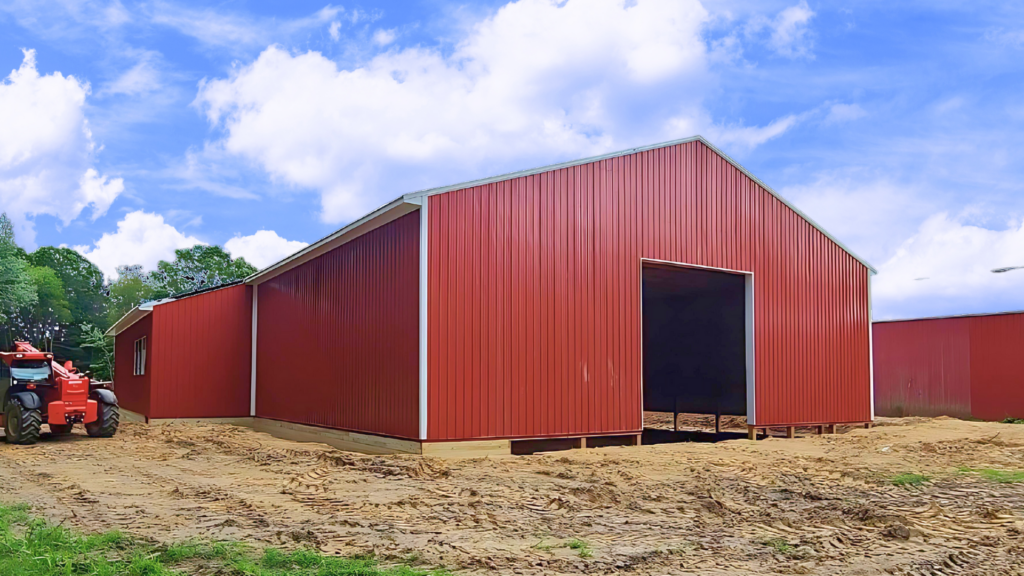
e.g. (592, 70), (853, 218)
(642, 263), (748, 443)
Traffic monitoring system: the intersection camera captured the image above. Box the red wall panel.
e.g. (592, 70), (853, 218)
(872, 319), (972, 418)
(113, 314), (152, 417)
(969, 313), (1024, 421)
(149, 284), (252, 419)
(256, 212), (420, 439)
(428, 141), (872, 440)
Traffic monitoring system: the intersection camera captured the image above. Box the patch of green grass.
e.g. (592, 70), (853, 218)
(762, 538), (793, 554)
(1001, 417), (1024, 424)
(565, 538), (593, 558)
(0, 503), (449, 576)
(958, 468), (1024, 483)
(890, 473), (930, 487)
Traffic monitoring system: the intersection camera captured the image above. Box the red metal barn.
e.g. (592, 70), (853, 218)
(874, 311), (1024, 421)
(246, 136), (876, 454)
(107, 283), (253, 421)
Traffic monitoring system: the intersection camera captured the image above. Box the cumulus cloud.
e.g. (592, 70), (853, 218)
(195, 0), (799, 224)
(746, 1), (815, 59)
(224, 230), (309, 269)
(0, 49), (124, 246)
(872, 213), (1024, 317)
(75, 210), (205, 280)
(372, 28), (396, 46)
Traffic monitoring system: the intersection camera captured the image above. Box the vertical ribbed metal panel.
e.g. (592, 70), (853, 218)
(256, 211), (420, 439)
(112, 314), (152, 417)
(969, 313), (1024, 421)
(428, 141), (872, 440)
(872, 318), (972, 418)
(149, 285), (252, 419)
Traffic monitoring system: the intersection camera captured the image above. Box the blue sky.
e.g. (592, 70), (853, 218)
(1, 0), (1022, 320)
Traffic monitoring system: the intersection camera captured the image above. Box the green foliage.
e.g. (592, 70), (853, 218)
(80, 324), (114, 381)
(106, 266), (158, 326)
(1001, 417), (1024, 424)
(149, 245), (256, 298)
(0, 213), (37, 327)
(0, 503), (449, 576)
(890, 473), (929, 487)
(28, 247), (106, 328)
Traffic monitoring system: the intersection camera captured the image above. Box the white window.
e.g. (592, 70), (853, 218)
(134, 337), (146, 376)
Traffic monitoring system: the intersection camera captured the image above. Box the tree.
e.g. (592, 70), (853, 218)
(0, 213), (37, 336)
(80, 324), (113, 381)
(28, 246), (106, 329)
(149, 245), (256, 297)
(11, 265), (73, 346)
(106, 265), (158, 327)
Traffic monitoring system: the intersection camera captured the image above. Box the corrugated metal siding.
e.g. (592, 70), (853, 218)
(969, 313), (1024, 421)
(256, 211), (420, 439)
(148, 285), (252, 419)
(113, 314), (152, 417)
(872, 319), (972, 418)
(428, 140), (872, 440)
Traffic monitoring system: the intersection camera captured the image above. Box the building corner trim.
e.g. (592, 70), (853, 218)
(418, 200), (429, 440)
(250, 284), (258, 417)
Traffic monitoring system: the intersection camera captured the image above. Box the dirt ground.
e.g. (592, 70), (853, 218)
(3, 415), (1024, 575)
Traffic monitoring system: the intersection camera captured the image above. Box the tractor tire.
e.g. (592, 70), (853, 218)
(4, 402), (42, 445)
(48, 423), (73, 435)
(86, 402), (119, 438)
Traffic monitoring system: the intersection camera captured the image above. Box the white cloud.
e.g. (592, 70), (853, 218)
(872, 213), (1024, 317)
(746, 1), (815, 59)
(0, 49), (124, 246)
(100, 53), (162, 96)
(225, 230), (309, 269)
(329, 21), (341, 41)
(372, 28), (396, 46)
(75, 210), (204, 280)
(195, 0), (798, 223)
(148, 2), (341, 52)
(823, 103), (866, 125)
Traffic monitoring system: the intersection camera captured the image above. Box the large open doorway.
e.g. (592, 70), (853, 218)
(641, 261), (754, 443)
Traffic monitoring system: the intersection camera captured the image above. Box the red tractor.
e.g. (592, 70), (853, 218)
(0, 341), (119, 445)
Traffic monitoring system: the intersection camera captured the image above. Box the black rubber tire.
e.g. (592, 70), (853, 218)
(4, 402), (42, 445)
(85, 402), (119, 438)
(48, 423), (73, 435)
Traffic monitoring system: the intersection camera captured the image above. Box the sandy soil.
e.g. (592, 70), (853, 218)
(2, 415), (1024, 575)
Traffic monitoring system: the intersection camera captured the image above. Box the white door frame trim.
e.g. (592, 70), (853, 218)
(639, 258), (757, 426)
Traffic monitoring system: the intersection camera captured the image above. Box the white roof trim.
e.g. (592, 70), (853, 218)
(245, 135), (875, 284)
(874, 309), (1024, 324)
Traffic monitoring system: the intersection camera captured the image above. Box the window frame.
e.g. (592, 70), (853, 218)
(134, 337), (147, 376)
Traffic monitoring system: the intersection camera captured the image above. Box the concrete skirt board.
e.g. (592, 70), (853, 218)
(251, 418), (422, 455)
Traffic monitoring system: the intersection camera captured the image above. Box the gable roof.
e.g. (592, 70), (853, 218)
(247, 135), (876, 285)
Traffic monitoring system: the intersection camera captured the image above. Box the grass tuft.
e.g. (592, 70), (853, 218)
(762, 538), (793, 554)
(1001, 417), (1024, 424)
(890, 473), (929, 487)
(959, 468), (1024, 483)
(565, 538), (593, 558)
(0, 503), (449, 576)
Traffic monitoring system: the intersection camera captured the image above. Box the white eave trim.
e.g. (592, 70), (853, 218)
(245, 197), (422, 285)
(105, 303), (157, 337)
(245, 135), (875, 284)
